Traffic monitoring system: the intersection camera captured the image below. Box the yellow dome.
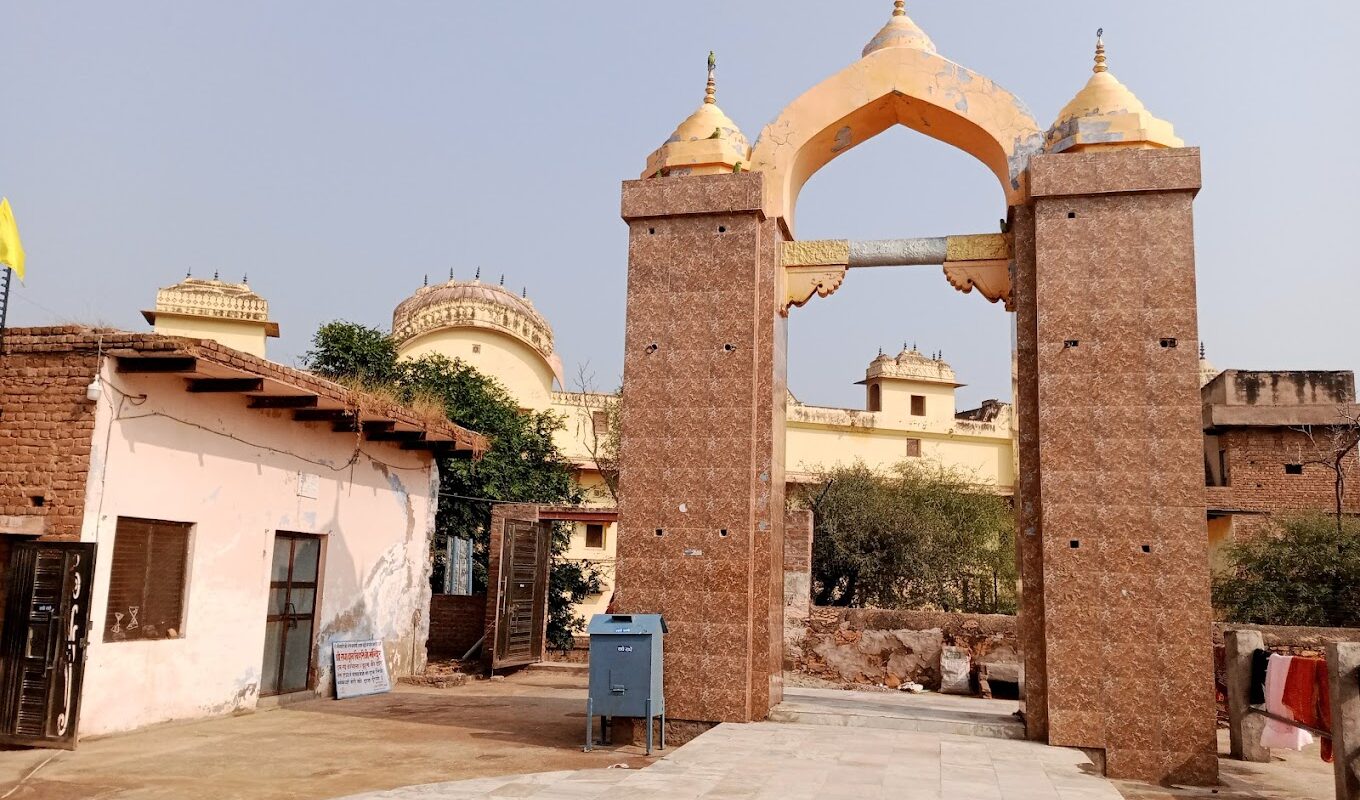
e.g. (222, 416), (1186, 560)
(643, 53), (750, 178)
(1046, 33), (1182, 154)
(391, 276), (564, 385)
(862, 1), (937, 57)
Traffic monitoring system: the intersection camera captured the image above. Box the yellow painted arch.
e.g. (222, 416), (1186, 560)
(750, 46), (1044, 230)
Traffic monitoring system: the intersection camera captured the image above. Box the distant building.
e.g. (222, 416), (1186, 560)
(0, 326), (485, 744)
(1203, 369), (1360, 567)
(141, 275), (279, 357)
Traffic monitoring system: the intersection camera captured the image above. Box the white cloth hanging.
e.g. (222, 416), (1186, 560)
(1260, 653), (1313, 750)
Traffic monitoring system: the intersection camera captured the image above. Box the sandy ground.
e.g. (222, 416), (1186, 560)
(0, 670), (651, 800)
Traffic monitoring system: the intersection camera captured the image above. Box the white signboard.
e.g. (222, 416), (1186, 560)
(332, 639), (391, 699)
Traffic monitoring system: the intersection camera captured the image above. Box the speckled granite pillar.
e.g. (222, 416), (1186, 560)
(615, 172), (787, 724)
(1027, 147), (1217, 785)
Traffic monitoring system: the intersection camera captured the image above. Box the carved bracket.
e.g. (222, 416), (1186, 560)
(781, 240), (850, 316)
(783, 264), (849, 316)
(943, 233), (1012, 309)
(943, 260), (1012, 310)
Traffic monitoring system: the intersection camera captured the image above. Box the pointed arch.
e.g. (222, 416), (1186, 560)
(750, 46), (1043, 231)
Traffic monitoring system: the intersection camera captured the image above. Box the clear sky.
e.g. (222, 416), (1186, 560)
(3, 2), (1357, 410)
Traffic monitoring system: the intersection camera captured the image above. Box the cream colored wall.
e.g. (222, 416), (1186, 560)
(77, 363), (437, 736)
(152, 315), (270, 358)
(1207, 515), (1233, 574)
(398, 328), (557, 411)
(873, 379), (958, 426)
(556, 469), (618, 624)
(786, 418), (1014, 492)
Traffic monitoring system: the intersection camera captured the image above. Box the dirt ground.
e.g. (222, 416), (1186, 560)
(0, 670), (652, 800)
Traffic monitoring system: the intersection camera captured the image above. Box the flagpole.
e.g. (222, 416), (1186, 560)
(0, 265), (10, 356)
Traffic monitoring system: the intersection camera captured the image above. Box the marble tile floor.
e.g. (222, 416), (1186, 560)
(337, 720), (1122, 800)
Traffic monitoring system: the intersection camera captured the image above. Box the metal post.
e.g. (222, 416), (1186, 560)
(584, 696), (593, 752)
(0, 266), (12, 356)
(1225, 629), (1270, 762)
(645, 698), (653, 756)
(1327, 642), (1360, 800)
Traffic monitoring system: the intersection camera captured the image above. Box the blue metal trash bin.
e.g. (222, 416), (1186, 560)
(584, 613), (666, 754)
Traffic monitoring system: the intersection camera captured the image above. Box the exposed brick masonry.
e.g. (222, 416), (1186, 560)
(1208, 427), (1360, 515)
(1, 329), (112, 539)
(427, 594), (487, 659)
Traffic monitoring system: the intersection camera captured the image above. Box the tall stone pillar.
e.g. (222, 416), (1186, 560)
(614, 171), (787, 724)
(1023, 147), (1217, 784)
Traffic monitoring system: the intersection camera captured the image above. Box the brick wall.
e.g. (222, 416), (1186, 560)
(1208, 426), (1360, 515)
(427, 594), (487, 659)
(0, 328), (106, 540)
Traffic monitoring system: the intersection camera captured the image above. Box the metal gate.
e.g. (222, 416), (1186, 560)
(492, 519), (550, 669)
(0, 541), (97, 749)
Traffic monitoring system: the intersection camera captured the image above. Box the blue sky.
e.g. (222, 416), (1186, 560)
(3, 2), (1357, 409)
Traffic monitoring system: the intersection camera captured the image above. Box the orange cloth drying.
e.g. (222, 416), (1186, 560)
(1282, 656), (1332, 763)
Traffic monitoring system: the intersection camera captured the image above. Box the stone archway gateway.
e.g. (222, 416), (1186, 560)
(613, 4), (1215, 785)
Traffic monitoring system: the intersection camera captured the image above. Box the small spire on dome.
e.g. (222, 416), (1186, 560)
(474, 266), (481, 281)
(522, 286), (527, 298)
(705, 51), (717, 105)
(242, 273), (248, 283)
(499, 274), (505, 286)
(213, 270), (219, 281)
(878, 347), (885, 356)
(185, 270), (192, 279)
(892, 0), (906, 16)
(1093, 28), (1108, 74)
(449, 268), (455, 281)
(1200, 342), (1207, 359)
(423, 274), (428, 287)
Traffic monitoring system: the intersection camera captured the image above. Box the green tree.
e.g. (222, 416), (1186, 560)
(304, 321), (604, 651)
(794, 461), (1016, 613)
(1212, 513), (1360, 628)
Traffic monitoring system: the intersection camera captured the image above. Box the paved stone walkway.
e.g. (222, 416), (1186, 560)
(339, 720), (1123, 800)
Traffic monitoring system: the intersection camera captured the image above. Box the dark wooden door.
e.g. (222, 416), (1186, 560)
(261, 533), (321, 696)
(0, 541), (97, 749)
(493, 520), (550, 669)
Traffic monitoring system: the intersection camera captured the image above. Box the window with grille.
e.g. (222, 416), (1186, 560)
(591, 411), (609, 437)
(905, 438), (922, 458)
(104, 518), (191, 642)
(911, 395), (926, 416)
(585, 523), (605, 549)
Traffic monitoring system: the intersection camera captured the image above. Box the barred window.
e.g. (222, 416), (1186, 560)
(905, 438), (922, 458)
(585, 524), (605, 549)
(104, 518), (191, 642)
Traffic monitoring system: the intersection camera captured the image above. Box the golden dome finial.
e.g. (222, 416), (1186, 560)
(705, 51), (717, 104)
(1046, 28), (1183, 154)
(893, 1), (906, 16)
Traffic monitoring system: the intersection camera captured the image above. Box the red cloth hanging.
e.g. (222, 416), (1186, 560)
(1282, 656), (1332, 763)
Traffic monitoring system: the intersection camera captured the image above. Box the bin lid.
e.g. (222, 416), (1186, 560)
(588, 613), (667, 636)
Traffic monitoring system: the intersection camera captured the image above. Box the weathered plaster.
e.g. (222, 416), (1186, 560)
(76, 362), (437, 737)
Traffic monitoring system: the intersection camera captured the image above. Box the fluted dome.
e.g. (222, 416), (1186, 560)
(391, 277), (563, 384)
(862, 1), (937, 57)
(866, 345), (959, 386)
(1046, 34), (1182, 154)
(644, 53), (750, 178)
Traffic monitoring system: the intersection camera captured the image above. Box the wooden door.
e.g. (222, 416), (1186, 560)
(492, 520), (550, 669)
